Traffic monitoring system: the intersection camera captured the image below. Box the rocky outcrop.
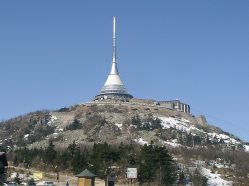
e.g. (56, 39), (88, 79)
(196, 115), (208, 126)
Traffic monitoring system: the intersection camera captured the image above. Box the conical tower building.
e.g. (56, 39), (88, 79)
(95, 17), (133, 101)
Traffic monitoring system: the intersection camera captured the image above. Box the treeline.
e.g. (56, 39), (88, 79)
(8, 141), (177, 185)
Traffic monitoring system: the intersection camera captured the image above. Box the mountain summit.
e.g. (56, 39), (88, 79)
(1, 99), (249, 184)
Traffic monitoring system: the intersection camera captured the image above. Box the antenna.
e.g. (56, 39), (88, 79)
(112, 16), (116, 64)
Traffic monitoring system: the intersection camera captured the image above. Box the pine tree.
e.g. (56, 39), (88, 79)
(43, 140), (57, 166)
(138, 144), (176, 185)
(72, 146), (86, 174)
(68, 140), (77, 158)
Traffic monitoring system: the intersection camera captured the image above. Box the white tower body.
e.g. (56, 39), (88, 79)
(95, 17), (133, 101)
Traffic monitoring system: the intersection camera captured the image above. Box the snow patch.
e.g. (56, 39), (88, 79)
(115, 123), (123, 130)
(24, 134), (29, 139)
(208, 133), (240, 145)
(159, 117), (194, 132)
(55, 128), (63, 132)
(159, 116), (242, 148)
(162, 139), (182, 147)
(201, 167), (232, 186)
(47, 115), (57, 125)
(244, 145), (249, 152)
(133, 138), (149, 145)
(181, 118), (190, 123)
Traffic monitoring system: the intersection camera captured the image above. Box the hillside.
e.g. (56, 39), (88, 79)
(1, 99), (249, 185)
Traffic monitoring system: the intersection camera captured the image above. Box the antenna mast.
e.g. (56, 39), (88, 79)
(112, 16), (116, 63)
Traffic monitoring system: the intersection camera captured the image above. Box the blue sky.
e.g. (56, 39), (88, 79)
(0, 1), (249, 141)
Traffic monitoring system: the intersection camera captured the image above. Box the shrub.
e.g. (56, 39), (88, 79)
(65, 119), (83, 131)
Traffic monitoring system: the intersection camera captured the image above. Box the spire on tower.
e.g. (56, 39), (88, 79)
(110, 16), (118, 75)
(112, 16), (116, 64)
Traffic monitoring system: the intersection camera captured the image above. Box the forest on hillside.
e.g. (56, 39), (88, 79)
(6, 141), (209, 185)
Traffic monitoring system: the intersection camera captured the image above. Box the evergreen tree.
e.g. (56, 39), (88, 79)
(138, 144), (176, 185)
(13, 155), (19, 167)
(90, 143), (113, 178)
(27, 178), (36, 186)
(156, 146), (176, 185)
(68, 140), (77, 158)
(43, 140), (57, 166)
(190, 169), (208, 186)
(93, 143), (106, 174)
(65, 119), (83, 131)
(178, 171), (186, 184)
(13, 173), (21, 185)
(72, 146), (86, 174)
(138, 144), (157, 184)
(131, 115), (142, 128)
(55, 150), (71, 170)
(148, 114), (162, 130)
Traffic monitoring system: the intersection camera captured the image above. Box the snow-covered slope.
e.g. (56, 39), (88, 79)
(201, 167), (233, 186)
(159, 116), (243, 149)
